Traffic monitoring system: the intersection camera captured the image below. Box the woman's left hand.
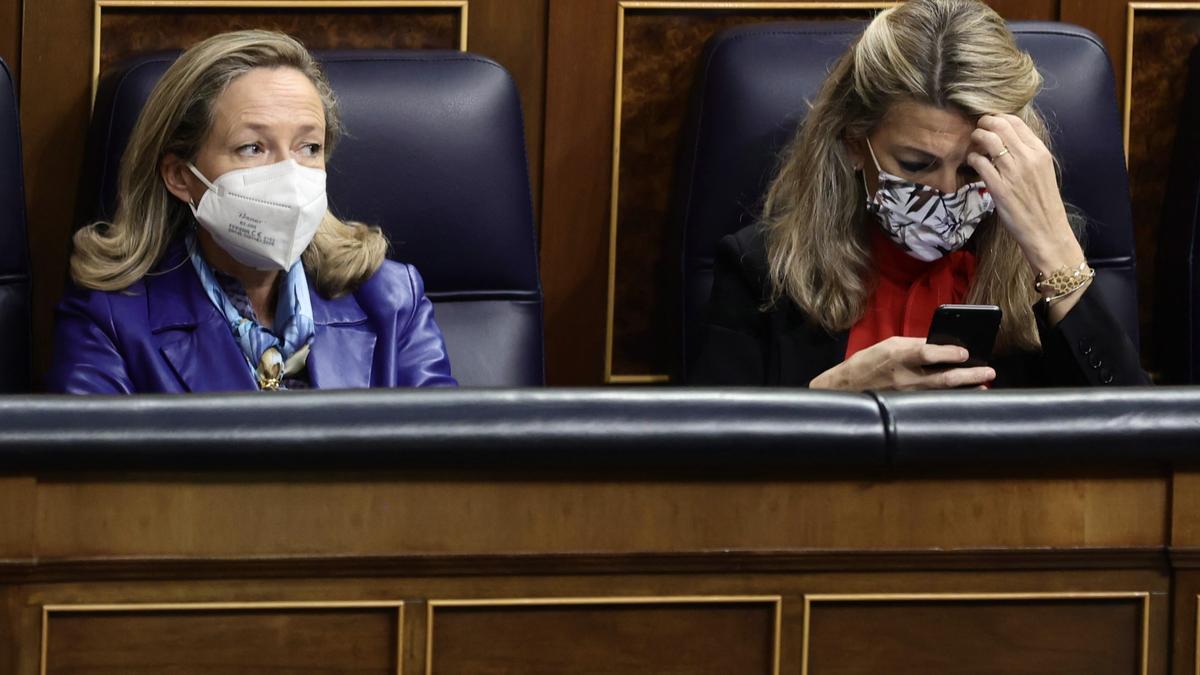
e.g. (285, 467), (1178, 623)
(966, 114), (1085, 275)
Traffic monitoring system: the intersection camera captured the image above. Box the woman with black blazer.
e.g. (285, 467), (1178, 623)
(689, 0), (1148, 390)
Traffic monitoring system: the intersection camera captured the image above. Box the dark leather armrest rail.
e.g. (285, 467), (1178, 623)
(2, 387), (1197, 470)
(0, 389), (884, 470)
(876, 386), (1200, 465)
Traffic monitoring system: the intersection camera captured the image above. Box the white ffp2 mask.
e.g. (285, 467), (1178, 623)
(187, 159), (327, 271)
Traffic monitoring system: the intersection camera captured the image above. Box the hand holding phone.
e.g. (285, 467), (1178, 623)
(926, 304), (1002, 368)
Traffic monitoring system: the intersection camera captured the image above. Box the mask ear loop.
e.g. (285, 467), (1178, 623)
(862, 138), (882, 215)
(186, 162), (219, 194)
(864, 137), (884, 172)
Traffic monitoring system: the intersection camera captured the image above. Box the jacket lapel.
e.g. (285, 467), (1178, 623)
(307, 281), (376, 389)
(147, 241), (256, 392)
(157, 323), (257, 392)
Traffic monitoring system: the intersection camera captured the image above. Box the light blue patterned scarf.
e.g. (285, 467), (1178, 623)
(187, 233), (315, 390)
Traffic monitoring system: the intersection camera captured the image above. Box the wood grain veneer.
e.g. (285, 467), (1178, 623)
(427, 599), (778, 675)
(805, 595), (1147, 675)
(14, 471), (1168, 558)
(0, 0), (19, 86)
(42, 605), (400, 675)
(541, 0), (618, 384)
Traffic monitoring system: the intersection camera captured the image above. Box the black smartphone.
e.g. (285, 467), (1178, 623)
(926, 304), (1002, 368)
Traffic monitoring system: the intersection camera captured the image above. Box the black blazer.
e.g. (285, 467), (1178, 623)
(688, 225), (1150, 388)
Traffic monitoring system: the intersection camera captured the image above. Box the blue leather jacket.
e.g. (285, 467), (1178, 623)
(47, 240), (457, 393)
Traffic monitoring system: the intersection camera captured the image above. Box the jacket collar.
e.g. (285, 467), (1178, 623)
(144, 238), (376, 391)
(308, 276), (367, 326)
(146, 238), (210, 334)
(146, 238), (255, 391)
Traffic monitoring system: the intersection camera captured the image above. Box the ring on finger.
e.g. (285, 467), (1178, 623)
(992, 146), (1010, 161)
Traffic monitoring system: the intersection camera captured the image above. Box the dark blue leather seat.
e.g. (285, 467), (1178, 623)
(80, 50), (544, 386)
(0, 57), (30, 393)
(676, 21), (1138, 377)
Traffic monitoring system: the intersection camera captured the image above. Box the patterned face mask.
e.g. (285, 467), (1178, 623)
(864, 138), (994, 262)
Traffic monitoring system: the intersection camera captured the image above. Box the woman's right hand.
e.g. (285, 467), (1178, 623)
(809, 336), (995, 391)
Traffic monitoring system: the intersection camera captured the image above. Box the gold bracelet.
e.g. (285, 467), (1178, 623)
(1034, 260), (1095, 299)
(1043, 278), (1092, 305)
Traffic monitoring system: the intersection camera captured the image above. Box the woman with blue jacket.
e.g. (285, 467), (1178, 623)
(48, 30), (456, 392)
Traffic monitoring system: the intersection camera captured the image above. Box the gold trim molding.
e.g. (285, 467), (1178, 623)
(40, 600), (406, 675)
(604, 1), (893, 384)
(801, 591), (1152, 675)
(1123, 2), (1200, 162)
(91, 0), (470, 105)
(426, 594), (782, 675)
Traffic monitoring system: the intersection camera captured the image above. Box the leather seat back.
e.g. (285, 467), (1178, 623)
(0, 57), (30, 392)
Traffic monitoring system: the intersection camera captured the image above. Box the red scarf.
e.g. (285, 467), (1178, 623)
(845, 228), (977, 359)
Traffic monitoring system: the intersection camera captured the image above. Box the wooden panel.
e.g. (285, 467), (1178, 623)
(1171, 470), (1200, 546)
(0, 476), (35, 560)
(30, 472), (1167, 558)
(43, 604), (401, 675)
(0, 596), (25, 675)
(541, 0), (617, 385)
(2, 567), (1169, 675)
(428, 598), (778, 674)
(804, 594), (1148, 675)
(98, 6), (460, 78)
(1166, 574), (1200, 675)
(19, 0), (91, 386)
(0, 0), (18, 86)
(984, 0), (1059, 18)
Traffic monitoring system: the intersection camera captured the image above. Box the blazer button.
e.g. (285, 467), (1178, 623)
(1079, 337), (1095, 355)
(1099, 366), (1113, 383)
(1088, 352), (1103, 369)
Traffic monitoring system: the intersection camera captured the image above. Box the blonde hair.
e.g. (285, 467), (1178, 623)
(71, 29), (387, 297)
(763, 0), (1052, 352)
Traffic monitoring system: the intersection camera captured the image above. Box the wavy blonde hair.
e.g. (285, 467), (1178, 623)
(71, 29), (387, 297)
(763, 0), (1054, 352)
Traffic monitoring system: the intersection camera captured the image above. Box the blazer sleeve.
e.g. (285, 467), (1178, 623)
(1034, 283), (1150, 386)
(45, 288), (135, 394)
(393, 264), (458, 388)
(687, 233), (772, 385)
